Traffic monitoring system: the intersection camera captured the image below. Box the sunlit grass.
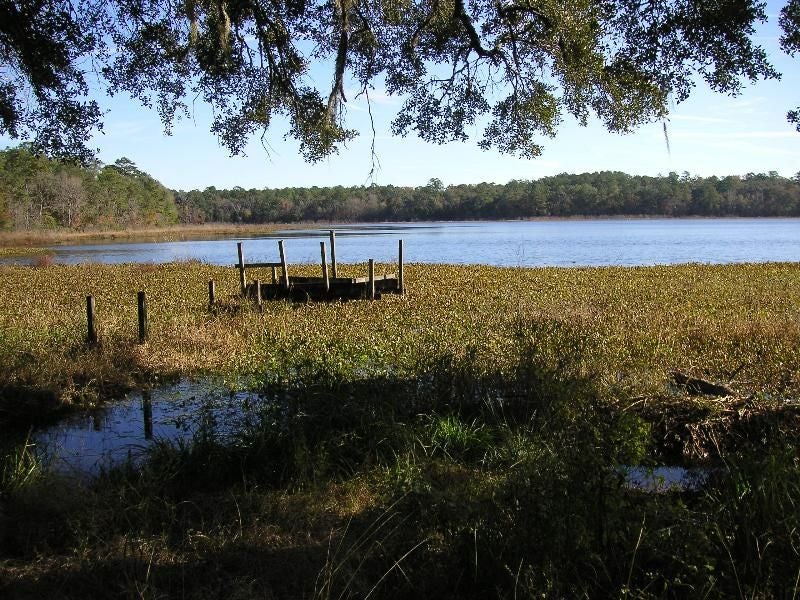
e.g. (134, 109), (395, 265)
(1, 261), (798, 415)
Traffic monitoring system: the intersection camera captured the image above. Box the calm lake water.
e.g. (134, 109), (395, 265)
(11, 218), (800, 266)
(36, 380), (266, 476)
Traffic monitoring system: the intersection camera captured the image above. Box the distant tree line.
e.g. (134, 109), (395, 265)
(2, 145), (799, 232)
(0, 146), (177, 230)
(176, 172), (800, 224)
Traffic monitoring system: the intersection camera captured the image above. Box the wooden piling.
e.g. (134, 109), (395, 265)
(329, 230), (338, 278)
(320, 241), (330, 292)
(255, 279), (262, 310)
(368, 259), (375, 300)
(278, 240), (290, 290)
(86, 295), (97, 345)
(208, 279), (216, 310)
(398, 239), (404, 295)
(237, 242), (247, 295)
(271, 266), (277, 285)
(137, 291), (148, 343)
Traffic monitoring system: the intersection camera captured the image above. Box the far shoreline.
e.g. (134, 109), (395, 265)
(1, 215), (799, 249)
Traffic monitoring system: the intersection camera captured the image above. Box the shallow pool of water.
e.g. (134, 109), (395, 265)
(35, 379), (264, 476)
(621, 465), (709, 492)
(34, 378), (714, 492)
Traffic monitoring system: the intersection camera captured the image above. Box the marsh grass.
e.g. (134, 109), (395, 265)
(0, 223), (291, 248)
(1, 261), (799, 415)
(0, 247), (50, 259)
(2, 262), (800, 597)
(0, 436), (42, 494)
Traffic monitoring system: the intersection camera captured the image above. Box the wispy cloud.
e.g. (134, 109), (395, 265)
(711, 96), (768, 114)
(668, 114), (731, 124)
(103, 119), (148, 137)
(671, 130), (798, 140)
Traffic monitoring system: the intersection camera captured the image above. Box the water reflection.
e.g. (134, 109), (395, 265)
(621, 465), (709, 492)
(35, 379), (264, 476)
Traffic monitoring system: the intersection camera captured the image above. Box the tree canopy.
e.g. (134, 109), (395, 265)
(171, 171), (800, 223)
(1, 0), (797, 162)
(1, 144), (798, 230)
(0, 146), (177, 229)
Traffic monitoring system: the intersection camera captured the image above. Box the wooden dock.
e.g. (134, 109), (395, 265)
(235, 231), (404, 302)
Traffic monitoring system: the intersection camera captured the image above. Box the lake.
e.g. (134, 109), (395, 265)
(9, 218), (800, 266)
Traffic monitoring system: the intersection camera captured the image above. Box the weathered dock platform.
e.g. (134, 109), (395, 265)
(235, 231), (404, 302)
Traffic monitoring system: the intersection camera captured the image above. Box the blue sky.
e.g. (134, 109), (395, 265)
(6, 2), (800, 190)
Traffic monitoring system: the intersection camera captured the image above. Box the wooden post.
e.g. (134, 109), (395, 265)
(86, 295), (97, 345)
(237, 242), (247, 295)
(368, 259), (375, 300)
(208, 279), (216, 310)
(278, 240), (290, 290)
(271, 266), (277, 285)
(137, 291), (148, 343)
(329, 230), (338, 278)
(255, 279), (262, 310)
(142, 390), (153, 440)
(320, 241), (330, 293)
(398, 239), (404, 295)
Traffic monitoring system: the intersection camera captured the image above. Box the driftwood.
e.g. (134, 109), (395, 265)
(671, 370), (735, 397)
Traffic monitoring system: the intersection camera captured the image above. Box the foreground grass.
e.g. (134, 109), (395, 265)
(1, 261), (800, 597)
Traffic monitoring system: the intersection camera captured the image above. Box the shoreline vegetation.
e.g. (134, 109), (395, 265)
(0, 222), (291, 249)
(2, 261), (800, 597)
(2, 146), (800, 239)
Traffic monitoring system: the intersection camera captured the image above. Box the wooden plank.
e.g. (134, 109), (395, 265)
(278, 240), (290, 290)
(237, 242), (246, 294)
(86, 295), (97, 345)
(398, 239), (404, 295)
(255, 279), (262, 310)
(320, 241), (330, 292)
(137, 291), (148, 343)
(350, 274), (396, 284)
(329, 230), (338, 278)
(233, 262), (283, 269)
(369, 259), (375, 300)
(284, 275), (395, 285)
